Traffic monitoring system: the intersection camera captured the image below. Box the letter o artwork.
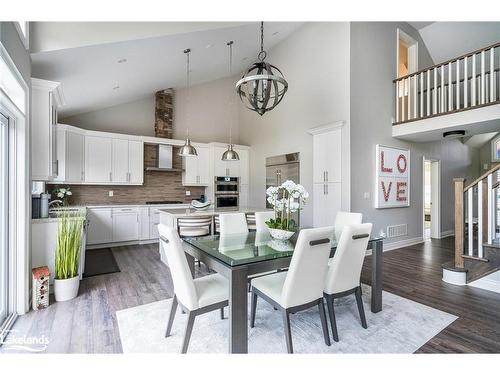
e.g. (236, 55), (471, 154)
(397, 154), (407, 173)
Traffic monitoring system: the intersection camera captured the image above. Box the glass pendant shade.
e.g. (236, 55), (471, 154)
(178, 138), (197, 157)
(221, 144), (239, 161)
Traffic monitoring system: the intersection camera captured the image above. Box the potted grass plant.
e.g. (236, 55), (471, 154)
(265, 180), (308, 240)
(54, 212), (85, 302)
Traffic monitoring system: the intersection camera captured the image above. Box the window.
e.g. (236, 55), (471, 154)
(0, 112), (9, 333)
(0, 52), (26, 114)
(14, 22), (29, 50)
(492, 134), (500, 162)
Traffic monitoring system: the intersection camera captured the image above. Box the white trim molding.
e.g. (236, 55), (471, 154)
(307, 120), (345, 136)
(365, 236), (424, 255)
(439, 230), (455, 239)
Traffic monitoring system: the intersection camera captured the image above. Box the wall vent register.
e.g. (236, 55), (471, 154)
(387, 224), (408, 238)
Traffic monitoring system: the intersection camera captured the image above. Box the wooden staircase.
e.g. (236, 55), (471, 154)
(449, 164), (500, 282)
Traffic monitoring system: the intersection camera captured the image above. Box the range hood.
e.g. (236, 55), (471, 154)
(145, 144), (183, 172)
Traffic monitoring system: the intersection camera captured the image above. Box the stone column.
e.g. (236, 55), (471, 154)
(155, 89), (174, 138)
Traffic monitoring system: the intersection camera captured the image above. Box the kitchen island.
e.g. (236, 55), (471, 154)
(158, 206), (271, 265)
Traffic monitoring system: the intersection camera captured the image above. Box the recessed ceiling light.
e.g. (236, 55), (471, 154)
(443, 130), (466, 139)
(117, 58), (127, 63)
(272, 31), (279, 36)
(206, 43), (214, 49)
(113, 85), (120, 90)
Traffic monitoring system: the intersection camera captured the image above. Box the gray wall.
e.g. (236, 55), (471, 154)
(0, 22), (31, 83)
(61, 76), (240, 144)
(350, 22), (479, 242)
(239, 22), (351, 226)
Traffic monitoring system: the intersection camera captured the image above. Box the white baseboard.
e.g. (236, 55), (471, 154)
(86, 238), (158, 250)
(439, 230), (454, 239)
(366, 236), (424, 255)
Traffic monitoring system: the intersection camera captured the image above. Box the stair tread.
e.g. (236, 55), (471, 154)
(483, 241), (500, 249)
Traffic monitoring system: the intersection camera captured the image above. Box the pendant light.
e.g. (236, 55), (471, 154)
(222, 41), (240, 162)
(236, 22), (288, 116)
(179, 48), (198, 157)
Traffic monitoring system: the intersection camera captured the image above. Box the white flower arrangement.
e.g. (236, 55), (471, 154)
(53, 187), (73, 205)
(265, 180), (308, 231)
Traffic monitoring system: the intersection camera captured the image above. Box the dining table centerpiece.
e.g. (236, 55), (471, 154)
(265, 180), (308, 240)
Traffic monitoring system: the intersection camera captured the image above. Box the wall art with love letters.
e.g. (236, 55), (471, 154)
(375, 144), (410, 208)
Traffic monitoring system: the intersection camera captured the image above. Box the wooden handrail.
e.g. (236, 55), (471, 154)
(464, 163), (500, 192)
(393, 41), (500, 83)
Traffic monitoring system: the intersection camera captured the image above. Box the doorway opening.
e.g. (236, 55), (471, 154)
(396, 29), (418, 122)
(423, 158), (440, 240)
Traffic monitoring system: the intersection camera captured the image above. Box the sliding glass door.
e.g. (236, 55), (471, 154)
(0, 111), (9, 329)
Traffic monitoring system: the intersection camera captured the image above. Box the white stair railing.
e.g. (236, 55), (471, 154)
(394, 42), (500, 125)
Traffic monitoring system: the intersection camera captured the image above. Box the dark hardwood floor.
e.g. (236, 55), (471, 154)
(3, 237), (500, 353)
(360, 237), (500, 353)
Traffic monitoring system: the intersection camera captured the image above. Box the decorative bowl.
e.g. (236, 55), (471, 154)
(268, 239), (294, 252)
(267, 227), (295, 241)
(190, 200), (211, 210)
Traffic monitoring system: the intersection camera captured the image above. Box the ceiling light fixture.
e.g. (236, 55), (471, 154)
(236, 21), (288, 116)
(112, 85), (120, 90)
(222, 41), (240, 162)
(117, 58), (127, 63)
(178, 48), (198, 157)
(443, 130), (466, 139)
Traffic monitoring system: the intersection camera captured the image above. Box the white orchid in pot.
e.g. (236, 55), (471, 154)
(266, 180), (309, 240)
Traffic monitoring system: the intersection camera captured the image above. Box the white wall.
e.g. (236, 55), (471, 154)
(61, 76), (240, 144)
(239, 22), (351, 226)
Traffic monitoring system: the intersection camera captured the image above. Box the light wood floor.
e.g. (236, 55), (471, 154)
(3, 238), (500, 353)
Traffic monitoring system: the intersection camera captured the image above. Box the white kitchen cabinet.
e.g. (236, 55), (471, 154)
(112, 138), (129, 183)
(31, 78), (64, 181)
(112, 208), (139, 242)
(139, 207), (150, 241)
(85, 135), (113, 183)
(87, 208), (113, 245)
(182, 145), (209, 186)
(149, 207), (162, 240)
(313, 183), (342, 228)
(240, 183), (249, 207)
(128, 140), (144, 184)
(213, 145), (240, 177)
(236, 148), (249, 185)
(312, 127), (342, 184)
(54, 125), (85, 183)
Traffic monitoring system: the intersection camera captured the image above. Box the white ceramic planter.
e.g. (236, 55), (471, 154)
(54, 275), (80, 302)
(267, 227), (295, 241)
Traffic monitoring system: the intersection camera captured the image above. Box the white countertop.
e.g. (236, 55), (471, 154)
(159, 207), (270, 218)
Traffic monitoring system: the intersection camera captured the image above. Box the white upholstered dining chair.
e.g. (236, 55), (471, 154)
(323, 223), (372, 342)
(158, 224), (228, 353)
(219, 213), (249, 235)
(255, 211), (275, 233)
(334, 211), (363, 241)
(250, 226), (334, 353)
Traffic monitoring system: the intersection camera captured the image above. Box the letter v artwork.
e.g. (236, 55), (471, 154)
(375, 145), (410, 208)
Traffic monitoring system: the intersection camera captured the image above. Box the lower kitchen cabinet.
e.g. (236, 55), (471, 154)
(111, 208), (139, 242)
(87, 208), (113, 245)
(313, 182), (341, 228)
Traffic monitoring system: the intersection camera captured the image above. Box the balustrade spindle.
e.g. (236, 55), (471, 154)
(487, 174), (493, 244)
(468, 188), (473, 256)
(481, 50), (485, 104)
(413, 75), (417, 118)
(478, 181), (483, 258)
(440, 65), (445, 112)
(456, 59), (460, 109)
(490, 48), (495, 102)
(407, 77), (412, 120)
(395, 78), (399, 122)
(448, 62), (453, 111)
(433, 68), (437, 114)
(464, 56), (468, 108)
(420, 73), (424, 118)
(472, 54), (476, 106)
(426, 70), (431, 116)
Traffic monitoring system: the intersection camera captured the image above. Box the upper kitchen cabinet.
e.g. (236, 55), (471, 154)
(31, 78), (65, 181)
(54, 124), (85, 184)
(182, 144), (209, 186)
(85, 135), (144, 185)
(213, 145), (240, 178)
(311, 124), (342, 184)
(85, 135), (113, 183)
(236, 148), (249, 185)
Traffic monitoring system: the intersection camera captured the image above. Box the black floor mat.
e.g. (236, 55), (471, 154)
(83, 248), (120, 278)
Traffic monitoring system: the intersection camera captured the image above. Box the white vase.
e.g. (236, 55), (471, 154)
(54, 275), (80, 302)
(267, 227), (295, 241)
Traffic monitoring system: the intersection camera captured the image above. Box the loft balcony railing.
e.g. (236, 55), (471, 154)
(393, 42), (500, 125)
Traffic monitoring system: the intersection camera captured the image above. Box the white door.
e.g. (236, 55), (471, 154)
(87, 208), (113, 244)
(66, 131), (84, 182)
(183, 154), (198, 185)
(112, 210), (139, 242)
(197, 146), (210, 185)
(85, 136), (112, 183)
(128, 141), (144, 184)
(112, 138), (129, 183)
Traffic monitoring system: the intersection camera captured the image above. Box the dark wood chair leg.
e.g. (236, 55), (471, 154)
(181, 312), (196, 354)
(220, 307), (224, 320)
(325, 295), (339, 342)
(355, 287), (368, 329)
(282, 310), (293, 354)
(165, 294), (178, 337)
(318, 299), (331, 346)
(250, 291), (258, 328)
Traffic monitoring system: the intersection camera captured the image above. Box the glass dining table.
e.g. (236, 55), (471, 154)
(183, 230), (384, 354)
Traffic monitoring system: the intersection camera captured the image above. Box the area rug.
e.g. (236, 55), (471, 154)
(83, 248), (120, 277)
(116, 285), (457, 354)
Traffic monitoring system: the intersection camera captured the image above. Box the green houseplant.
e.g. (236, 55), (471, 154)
(54, 212), (84, 302)
(265, 180), (308, 240)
